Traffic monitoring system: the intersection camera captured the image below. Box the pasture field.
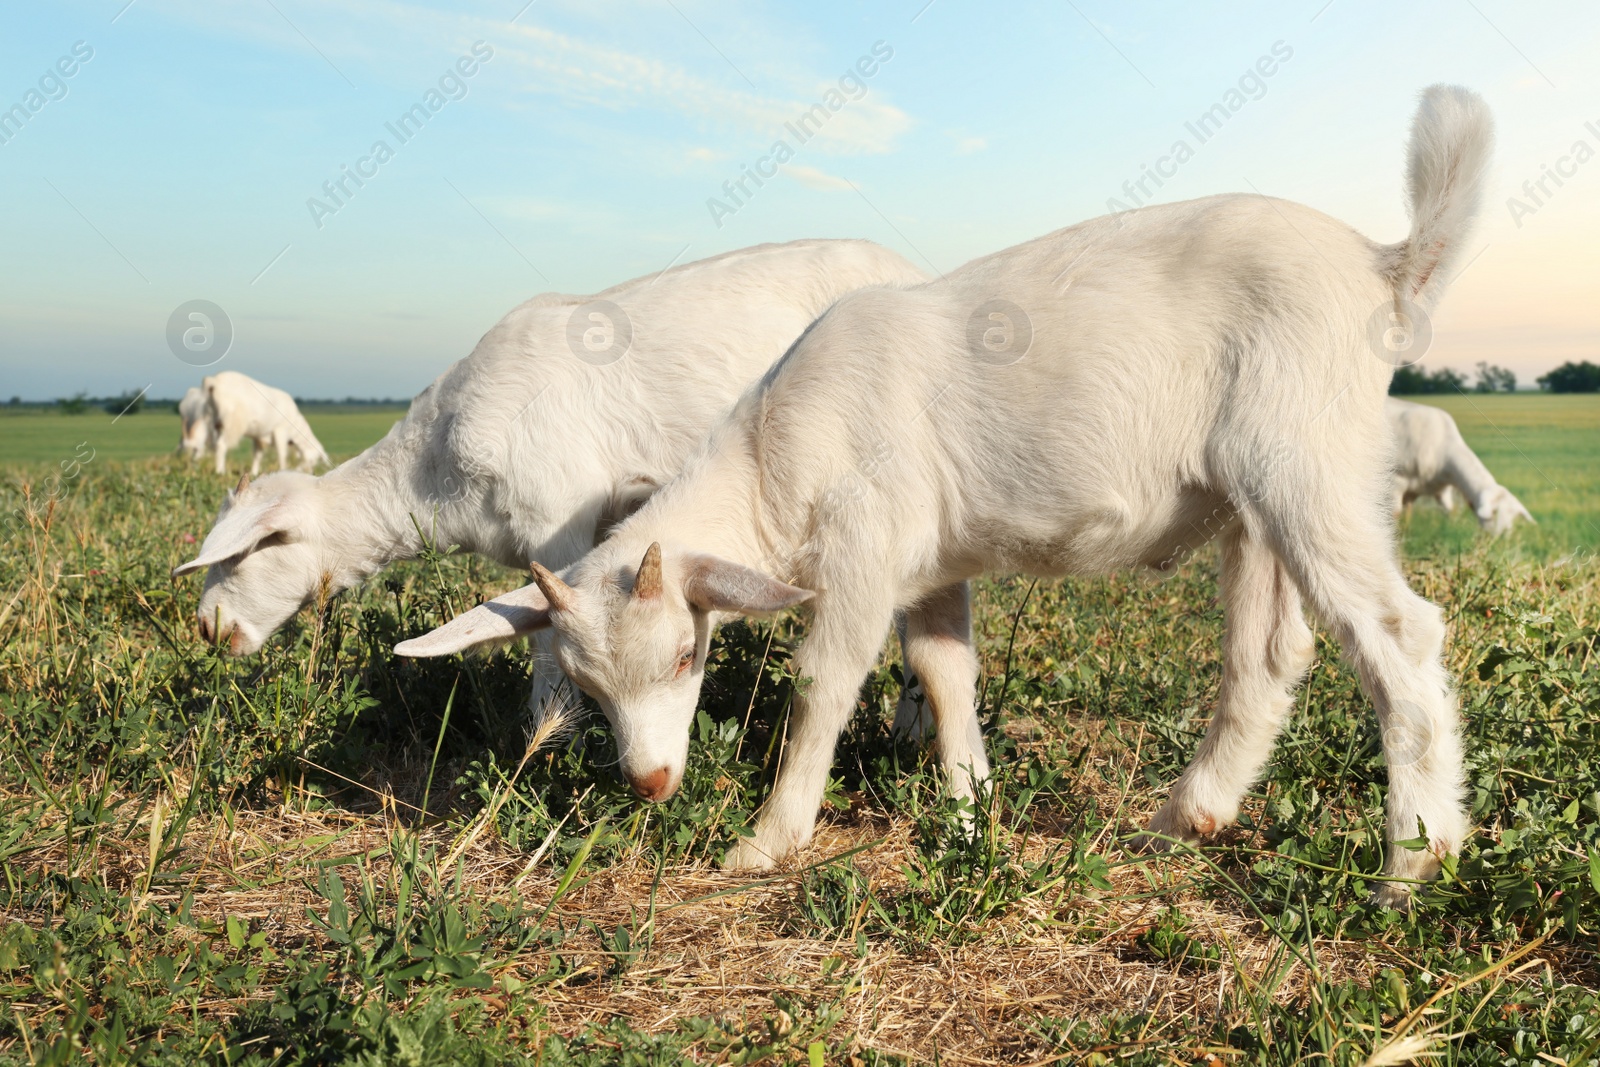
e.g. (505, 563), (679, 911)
(1, 397), (1598, 1064)
(0, 406), (410, 466)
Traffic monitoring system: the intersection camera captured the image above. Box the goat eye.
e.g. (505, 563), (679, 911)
(675, 650), (695, 676)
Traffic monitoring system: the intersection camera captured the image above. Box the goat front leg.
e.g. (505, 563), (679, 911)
(724, 599), (895, 872)
(525, 631), (577, 725)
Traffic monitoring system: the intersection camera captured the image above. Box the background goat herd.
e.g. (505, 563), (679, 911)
(3, 85), (1599, 1064)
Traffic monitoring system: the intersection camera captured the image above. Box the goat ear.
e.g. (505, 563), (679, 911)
(171, 497), (291, 577)
(682, 555), (814, 615)
(394, 583), (552, 657)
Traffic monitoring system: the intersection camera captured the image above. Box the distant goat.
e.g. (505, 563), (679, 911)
(172, 240), (925, 698)
(399, 86), (1494, 909)
(177, 386), (214, 462)
(1387, 397), (1532, 534)
(201, 371), (330, 476)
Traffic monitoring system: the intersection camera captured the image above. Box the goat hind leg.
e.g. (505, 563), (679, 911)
(1145, 525), (1313, 849)
(1265, 503), (1464, 908)
(902, 582), (987, 806)
(892, 610), (931, 741)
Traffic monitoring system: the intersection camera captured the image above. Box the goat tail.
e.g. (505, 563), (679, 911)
(1387, 84), (1494, 308)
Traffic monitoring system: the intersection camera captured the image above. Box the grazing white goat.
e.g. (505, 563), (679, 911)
(177, 386), (214, 461)
(201, 371), (330, 476)
(171, 240), (926, 688)
(1386, 397), (1532, 534)
(399, 86), (1493, 908)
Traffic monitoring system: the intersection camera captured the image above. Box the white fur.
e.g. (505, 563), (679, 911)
(200, 371), (330, 476)
(177, 386), (215, 461)
(1386, 397), (1532, 534)
(402, 85), (1493, 907)
(1387, 84), (1495, 307)
(173, 240), (925, 679)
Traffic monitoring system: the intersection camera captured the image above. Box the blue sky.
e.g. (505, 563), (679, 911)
(2, 0), (1596, 401)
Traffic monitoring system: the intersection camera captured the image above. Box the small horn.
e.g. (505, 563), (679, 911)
(634, 542), (663, 600)
(529, 561), (575, 613)
(234, 471), (250, 495)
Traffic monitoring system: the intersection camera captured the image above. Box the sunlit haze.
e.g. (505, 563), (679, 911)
(2, 0), (1596, 400)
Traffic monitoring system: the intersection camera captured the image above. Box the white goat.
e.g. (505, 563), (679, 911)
(202, 371), (330, 476)
(1386, 397), (1531, 534)
(399, 86), (1493, 909)
(171, 240), (926, 683)
(177, 386), (214, 461)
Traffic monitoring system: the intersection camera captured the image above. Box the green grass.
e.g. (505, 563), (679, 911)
(1, 397), (1597, 1064)
(0, 407), (408, 466)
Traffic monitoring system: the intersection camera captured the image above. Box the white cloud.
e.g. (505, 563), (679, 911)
(784, 164), (852, 191)
(478, 197), (567, 221)
(478, 196), (621, 229)
(122, 0), (913, 156)
(494, 22), (910, 155)
(801, 100), (912, 156)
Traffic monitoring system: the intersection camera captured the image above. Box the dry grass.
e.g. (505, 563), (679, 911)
(0, 703), (1527, 1064)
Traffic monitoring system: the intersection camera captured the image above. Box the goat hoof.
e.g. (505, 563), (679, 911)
(722, 836), (780, 873)
(1372, 840), (1449, 912)
(1369, 881), (1414, 912)
(1136, 803), (1220, 853)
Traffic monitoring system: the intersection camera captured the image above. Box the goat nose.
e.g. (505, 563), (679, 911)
(197, 614), (213, 641)
(628, 766), (673, 802)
